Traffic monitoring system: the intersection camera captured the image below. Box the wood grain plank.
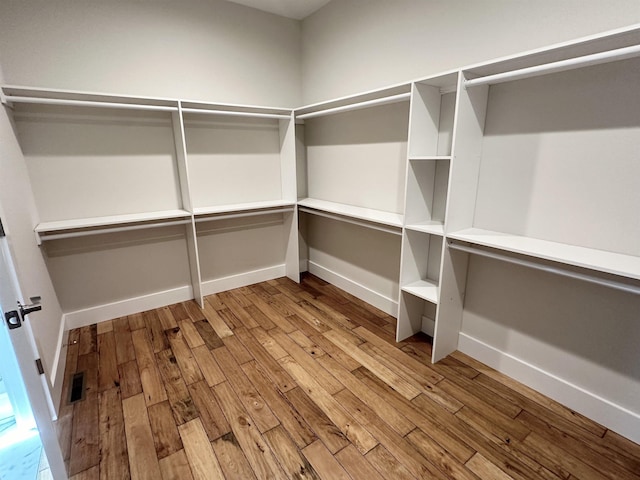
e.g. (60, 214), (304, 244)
(235, 327), (296, 393)
(335, 444), (386, 480)
(221, 330), (254, 365)
(279, 355), (377, 454)
(118, 360), (142, 399)
(212, 346), (280, 433)
(316, 353), (415, 436)
(241, 360), (316, 448)
(192, 320), (224, 350)
(183, 300), (206, 322)
(365, 444), (415, 480)
(335, 388), (447, 480)
(301, 440), (351, 480)
(178, 418), (225, 480)
(97, 332), (119, 393)
(245, 293), (296, 333)
(98, 388), (128, 480)
(271, 329), (343, 395)
(155, 349), (199, 425)
(217, 308), (243, 330)
(187, 380), (230, 441)
(158, 450), (194, 480)
(250, 326), (289, 360)
(70, 466), (99, 480)
(213, 381), (287, 479)
(309, 333), (362, 372)
(178, 319), (205, 349)
(202, 299), (234, 338)
(157, 307), (178, 330)
(147, 401), (183, 459)
(113, 317), (136, 365)
(406, 427), (481, 480)
(284, 387), (350, 454)
(211, 433), (257, 480)
(77, 352), (98, 397)
(218, 291), (259, 328)
(78, 325), (97, 355)
(69, 392), (99, 476)
(131, 329), (167, 406)
(123, 393), (162, 480)
(244, 304), (276, 330)
(169, 303), (190, 323)
(324, 330), (420, 400)
(466, 453), (516, 480)
(96, 320), (113, 335)
(144, 310), (170, 353)
(264, 425), (320, 480)
(165, 327), (204, 385)
(190, 345), (225, 387)
(128, 313), (146, 331)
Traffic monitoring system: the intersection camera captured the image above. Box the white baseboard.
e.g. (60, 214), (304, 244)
(64, 285), (193, 331)
(49, 320), (68, 418)
(201, 265), (286, 296)
(458, 332), (640, 444)
(307, 261), (398, 316)
(421, 315), (435, 337)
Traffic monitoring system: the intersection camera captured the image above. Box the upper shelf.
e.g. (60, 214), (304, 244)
(447, 228), (640, 281)
(35, 209), (192, 234)
(298, 198), (403, 229)
(193, 200), (296, 217)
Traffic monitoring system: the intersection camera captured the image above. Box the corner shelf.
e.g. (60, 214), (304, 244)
(297, 198), (403, 229)
(447, 228), (640, 281)
(193, 200), (295, 218)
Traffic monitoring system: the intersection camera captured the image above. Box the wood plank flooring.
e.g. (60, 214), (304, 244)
(56, 274), (640, 479)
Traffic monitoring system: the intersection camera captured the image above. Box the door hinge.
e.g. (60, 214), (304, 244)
(35, 358), (44, 375)
(0, 218), (5, 237)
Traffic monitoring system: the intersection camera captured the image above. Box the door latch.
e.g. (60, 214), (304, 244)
(5, 310), (21, 329)
(18, 297), (42, 318)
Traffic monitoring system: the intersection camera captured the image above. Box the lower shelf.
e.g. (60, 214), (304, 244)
(401, 280), (439, 304)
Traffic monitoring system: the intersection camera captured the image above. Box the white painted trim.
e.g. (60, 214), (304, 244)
(308, 261), (398, 316)
(458, 332), (640, 444)
(421, 315), (435, 337)
(64, 285), (193, 330)
(201, 265), (286, 296)
(49, 319), (68, 417)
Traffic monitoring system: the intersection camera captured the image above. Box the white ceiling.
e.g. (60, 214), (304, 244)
(226, 0), (332, 19)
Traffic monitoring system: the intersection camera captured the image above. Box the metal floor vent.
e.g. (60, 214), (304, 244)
(68, 372), (86, 404)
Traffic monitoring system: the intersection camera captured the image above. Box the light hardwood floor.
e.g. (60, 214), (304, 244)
(56, 275), (640, 479)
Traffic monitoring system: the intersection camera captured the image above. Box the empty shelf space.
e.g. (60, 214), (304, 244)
(405, 222), (445, 236)
(448, 228), (640, 281)
(402, 280), (439, 303)
(35, 209), (192, 233)
(298, 198), (404, 228)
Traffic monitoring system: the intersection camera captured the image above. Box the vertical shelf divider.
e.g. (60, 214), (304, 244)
(433, 73), (489, 362)
(280, 112), (300, 282)
(172, 101), (204, 307)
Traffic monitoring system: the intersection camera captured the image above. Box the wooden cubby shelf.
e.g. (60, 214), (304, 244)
(401, 279), (439, 304)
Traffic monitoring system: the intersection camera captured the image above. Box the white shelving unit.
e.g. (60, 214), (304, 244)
(2, 86), (298, 324)
(396, 73), (458, 341)
(296, 85), (411, 315)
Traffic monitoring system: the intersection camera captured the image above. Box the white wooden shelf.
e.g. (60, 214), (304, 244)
(405, 222), (444, 236)
(402, 280), (439, 304)
(297, 198), (403, 228)
(193, 200), (295, 217)
(35, 209), (192, 234)
(408, 155), (452, 161)
(447, 228), (640, 281)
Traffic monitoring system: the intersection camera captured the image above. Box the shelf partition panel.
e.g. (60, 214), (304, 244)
(448, 228), (640, 281)
(297, 198), (403, 229)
